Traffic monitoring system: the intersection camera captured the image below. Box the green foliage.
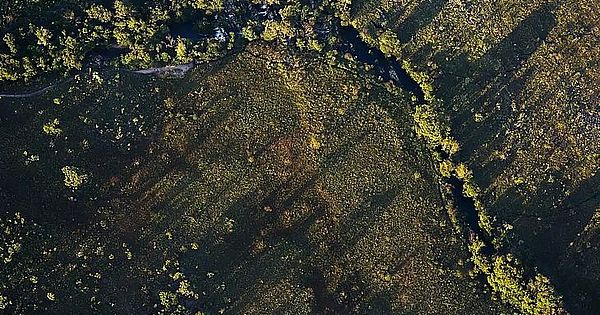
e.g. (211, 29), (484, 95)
(3, 34), (17, 55)
(402, 60), (434, 101)
(462, 181), (479, 198)
(0, 295), (8, 310)
(446, 204), (460, 232)
(468, 240), (565, 314)
(158, 291), (178, 308)
(56, 35), (83, 71)
(42, 119), (62, 136)
(227, 32), (235, 50)
(378, 30), (400, 56)
(61, 166), (87, 190)
(0, 213), (25, 264)
(261, 20), (295, 41)
(0, 0), (237, 81)
(33, 27), (52, 47)
(86, 4), (113, 23)
(413, 104), (443, 146)
(441, 138), (460, 156)
(413, 104), (461, 157)
(242, 25), (257, 41)
(478, 210), (494, 236)
(439, 160), (454, 178)
(0, 0), (342, 81)
(528, 274), (566, 315)
(308, 39), (323, 52)
(331, 0), (352, 24)
(455, 163), (472, 181)
(487, 255), (565, 315)
(175, 38), (191, 63)
(468, 238), (490, 273)
(407, 44), (565, 315)
(190, 0), (224, 12)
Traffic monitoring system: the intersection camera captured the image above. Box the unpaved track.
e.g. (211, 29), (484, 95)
(0, 79), (72, 99)
(0, 62), (195, 99)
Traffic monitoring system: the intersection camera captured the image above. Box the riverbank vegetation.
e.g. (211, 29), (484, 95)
(0, 0), (235, 81)
(405, 52), (566, 315)
(1, 0), (597, 313)
(347, 0), (599, 312)
(0, 0), (348, 83)
(0, 42), (514, 313)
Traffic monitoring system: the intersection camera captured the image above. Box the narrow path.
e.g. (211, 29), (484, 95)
(132, 62), (195, 77)
(0, 79), (71, 99)
(0, 62), (196, 100)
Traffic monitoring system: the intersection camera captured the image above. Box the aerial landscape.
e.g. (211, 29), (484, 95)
(0, 0), (598, 314)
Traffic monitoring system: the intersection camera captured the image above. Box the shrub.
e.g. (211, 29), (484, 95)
(463, 181), (479, 198)
(61, 166), (87, 189)
(478, 209), (494, 236)
(242, 25), (257, 41)
(455, 163), (472, 181)
(441, 138), (460, 155)
(42, 118), (62, 136)
(487, 255), (565, 315)
(158, 291), (178, 308)
(439, 160), (454, 178)
(378, 30), (400, 56)
(175, 38), (190, 63)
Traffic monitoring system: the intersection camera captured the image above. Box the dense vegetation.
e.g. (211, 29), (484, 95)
(0, 0), (349, 81)
(1, 0), (598, 313)
(1, 0), (228, 80)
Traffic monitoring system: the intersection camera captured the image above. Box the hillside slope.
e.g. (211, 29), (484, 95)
(351, 0), (600, 312)
(0, 43), (508, 313)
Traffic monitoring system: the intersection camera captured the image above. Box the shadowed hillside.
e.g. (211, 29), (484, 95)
(0, 43), (509, 313)
(351, 0), (600, 312)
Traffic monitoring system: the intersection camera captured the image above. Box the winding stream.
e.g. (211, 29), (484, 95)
(338, 26), (494, 253)
(338, 26), (425, 103)
(0, 21), (490, 253)
(0, 78), (73, 99)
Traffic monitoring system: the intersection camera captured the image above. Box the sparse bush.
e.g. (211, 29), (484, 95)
(439, 160), (454, 178)
(446, 204), (460, 232)
(42, 118), (62, 136)
(468, 237), (490, 273)
(61, 166), (87, 189)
